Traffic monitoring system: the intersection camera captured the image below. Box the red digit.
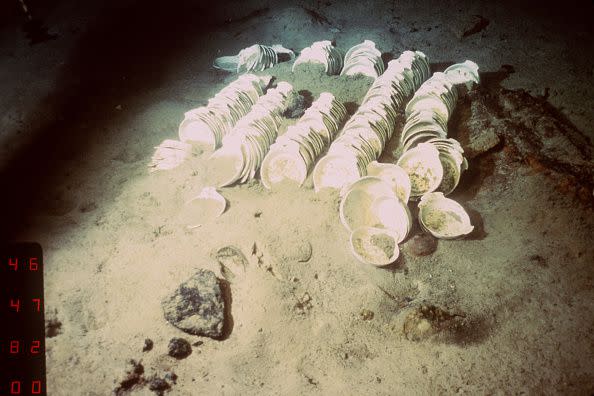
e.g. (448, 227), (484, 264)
(31, 340), (40, 354)
(8, 257), (18, 270)
(10, 380), (21, 394)
(29, 257), (38, 271)
(9, 299), (20, 312)
(10, 340), (19, 354)
(32, 380), (42, 394)
(32, 298), (41, 312)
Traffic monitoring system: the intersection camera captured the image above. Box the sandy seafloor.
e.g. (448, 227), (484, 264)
(1, 0), (593, 394)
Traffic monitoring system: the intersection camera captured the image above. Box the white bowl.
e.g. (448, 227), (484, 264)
(418, 192), (474, 239)
(369, 195), (412, 243)
(339, 176), (395, 231)
(349, 226), (400, 266)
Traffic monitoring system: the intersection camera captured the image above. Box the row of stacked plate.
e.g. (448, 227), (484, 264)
(209, 82), (296, 187)
(396, 61), (480, 199)
(292, 40), (344, 75)
(312, 50), (430, 193)
(340, 40), (385, 78)
(213, 44), (296, 73)
(178, 74), (271, 150)
(337, 60), (479, 267)
(260, 92), (348, 189)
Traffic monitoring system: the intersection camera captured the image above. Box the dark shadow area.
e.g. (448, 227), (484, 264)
(451, 151), (498, 201)
(217, 278), (234, 341)
(461, 206), (487, 241)
(343, 101), (359, 116)
(22, 18), (58, 45)
(381, 250), (407, 273)
(381, 51), (394, 65)
(429, 61), (454, 73)
(300, 6), (332, 25)
(479, 66), (515, 92)
(298, 89), (314, 110)
(444, 312), (494, 346)
(0, 0), (230, 240)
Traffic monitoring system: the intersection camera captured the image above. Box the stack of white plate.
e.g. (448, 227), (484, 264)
(209, 82), (295, 187)
(292, 40), (344, 75)
(426, 137), (468, 196)
(178, 74), (270, 149)
(339, 174), (413, 266)
(236, 44), (280, 72)
(444, 60), (480, 90)
(313, 50), (430, 192)
(340, 40), (385, 78)
(214, 44), (295, 73)
(260, 92), (347, 189)
(397, 62), (479, 198)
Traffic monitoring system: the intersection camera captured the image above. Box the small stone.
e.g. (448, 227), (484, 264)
(142, 338), (153, 352)
(407, 233), (438, 256)
(164, 372), (178, 384)
(168, 338), (192, 359)
(360, 309), (374, 321)
(296, 241), (313, 262)
(162, 269), (226, 338)
(148, 377), (170, 392)
(294, 292), (313, 314)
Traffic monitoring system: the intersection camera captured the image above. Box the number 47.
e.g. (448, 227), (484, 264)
(8, 299), (41, 312)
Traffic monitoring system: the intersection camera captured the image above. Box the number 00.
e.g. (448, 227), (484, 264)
(9, 380), (42, 394)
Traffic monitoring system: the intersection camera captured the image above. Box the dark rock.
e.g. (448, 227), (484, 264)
(462, 96), (502, 159)
(142, 338), (153, 352)
(162, 269), (226, 338)
(283, 93), (307, 119)
(406, 233), (438, 256)
(464, 88), (594, 191)
(167, 338), (192, 359)
(45, 308), (62, 338)
(148, 377), (170, 393)
(164, 372), (178, 384)
(113, 360), (144, 395)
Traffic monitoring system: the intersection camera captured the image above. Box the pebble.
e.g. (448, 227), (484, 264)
(148, 377), (170, 393)
(167, 338), (192, 359)
(142, 338), (153, 352)
(360, 309), (375, 321)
